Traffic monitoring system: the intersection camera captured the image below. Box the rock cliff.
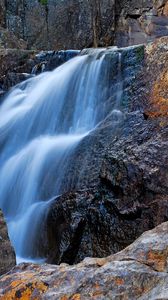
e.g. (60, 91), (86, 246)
(0, 0), (168, 50)
(115, 0), (168, 46)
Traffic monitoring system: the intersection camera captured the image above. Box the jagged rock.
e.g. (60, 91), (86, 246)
(0, 222), (168, 299)
(0, 210), (16, 275)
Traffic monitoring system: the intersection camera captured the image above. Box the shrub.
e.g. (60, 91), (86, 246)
(39, 0), (48, 5)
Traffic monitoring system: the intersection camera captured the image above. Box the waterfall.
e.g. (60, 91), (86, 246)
(0, 49), (123, 263)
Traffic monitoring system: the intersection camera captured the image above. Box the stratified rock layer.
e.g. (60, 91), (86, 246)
(0, 210), (16, 275)
(1, 222), (168, 299)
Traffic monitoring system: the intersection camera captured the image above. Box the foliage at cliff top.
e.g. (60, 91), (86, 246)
(39, 0), (48, 5)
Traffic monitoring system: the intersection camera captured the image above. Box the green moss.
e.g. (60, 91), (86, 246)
(135, 46), (145, 62)
(39, 0), (48, 5)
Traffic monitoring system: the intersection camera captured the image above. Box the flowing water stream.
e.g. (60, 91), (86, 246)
(0, 49), (123, 263)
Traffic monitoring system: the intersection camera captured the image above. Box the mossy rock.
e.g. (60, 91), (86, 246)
(135, 45), (145, 63)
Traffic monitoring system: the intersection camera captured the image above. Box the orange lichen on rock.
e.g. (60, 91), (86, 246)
(0, 279), (48, 300)
(61, 296), (69, 300)
(163, 1), (168, 16)
(147, 251), (167, 272)
(60, 294), (81, 300)
(71, 294), (81, 300)
(115, 278), (124, 285)
(145, 71), (168, 118)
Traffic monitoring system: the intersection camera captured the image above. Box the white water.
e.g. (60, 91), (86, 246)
(0, 50), (123, 262)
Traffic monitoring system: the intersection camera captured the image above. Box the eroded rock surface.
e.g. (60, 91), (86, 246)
(0, 210), (16, 276)
(1, 222), (168, 299)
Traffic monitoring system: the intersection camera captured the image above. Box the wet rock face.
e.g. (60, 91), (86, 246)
(40, 37), (168, 264)
(101, 121), (168, 206)
(0, 210), (16, 275)
(44, 113), (168, 265)
(1, 222), (168, 299)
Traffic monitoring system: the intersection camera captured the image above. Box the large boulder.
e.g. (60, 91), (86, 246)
(0, 222), (168, 299)
(0, 210), (16, 275)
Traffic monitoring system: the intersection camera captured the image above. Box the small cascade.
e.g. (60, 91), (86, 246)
(0, 49), (124, 263)
(32, 50), (80, 75)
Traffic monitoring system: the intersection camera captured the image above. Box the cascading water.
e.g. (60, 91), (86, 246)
(0, 49), (123, 263)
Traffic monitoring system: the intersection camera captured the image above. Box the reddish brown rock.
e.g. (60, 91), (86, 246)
(144, 36), (168, 118)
